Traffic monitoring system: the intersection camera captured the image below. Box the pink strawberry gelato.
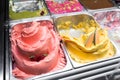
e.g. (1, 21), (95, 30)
(11, 21), (66, 79)
(45, 0), (83, 14)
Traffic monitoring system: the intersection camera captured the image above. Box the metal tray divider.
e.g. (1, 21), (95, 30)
(31, 57), (120, 80)
(5, 24), (10, 80)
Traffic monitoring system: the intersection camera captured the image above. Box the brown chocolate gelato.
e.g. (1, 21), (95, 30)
(80, 0), (114, 10)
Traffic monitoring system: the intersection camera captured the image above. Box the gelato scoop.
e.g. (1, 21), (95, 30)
(56, 14), (116, 63)
(10, 21), (66, 79)
(45, 0), (83, 14)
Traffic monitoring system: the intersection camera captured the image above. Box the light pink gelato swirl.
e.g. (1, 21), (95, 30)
(11, 21), (66, 79)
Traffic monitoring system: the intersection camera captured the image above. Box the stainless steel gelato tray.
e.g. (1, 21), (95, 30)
(79, 0), (117, 11)
(44, 0), (84, 15)
(53, 12), (120, 68)
(92, 9), (120, 30)
(7, 16), (72, 80)
(9, 0), (49, 21)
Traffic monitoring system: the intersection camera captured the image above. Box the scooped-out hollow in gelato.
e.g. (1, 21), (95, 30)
(56, 14), (116, 64)
(10, 21), (66, 79)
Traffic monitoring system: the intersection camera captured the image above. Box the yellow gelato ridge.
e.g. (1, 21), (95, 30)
(58, 20), (116, 64)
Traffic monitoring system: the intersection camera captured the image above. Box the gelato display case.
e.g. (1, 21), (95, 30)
(3, 0), (120, 80)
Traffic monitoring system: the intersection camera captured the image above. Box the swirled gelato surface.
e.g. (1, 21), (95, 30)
(45, 0), (83, 14)
(57, 16), (116, 63)
(93, 10), (120, 30)
(11, 21), (66, 79)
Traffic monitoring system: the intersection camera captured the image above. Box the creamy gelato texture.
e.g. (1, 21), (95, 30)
(57, 17), (116, 63)
(109, 27), (120, 48)
(80, 0), (114, 10)
(93, 10), (120, 30)
(9, 0), (48, 20)
(11, 21), (66, 79)
(45, 0), (83, 14)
